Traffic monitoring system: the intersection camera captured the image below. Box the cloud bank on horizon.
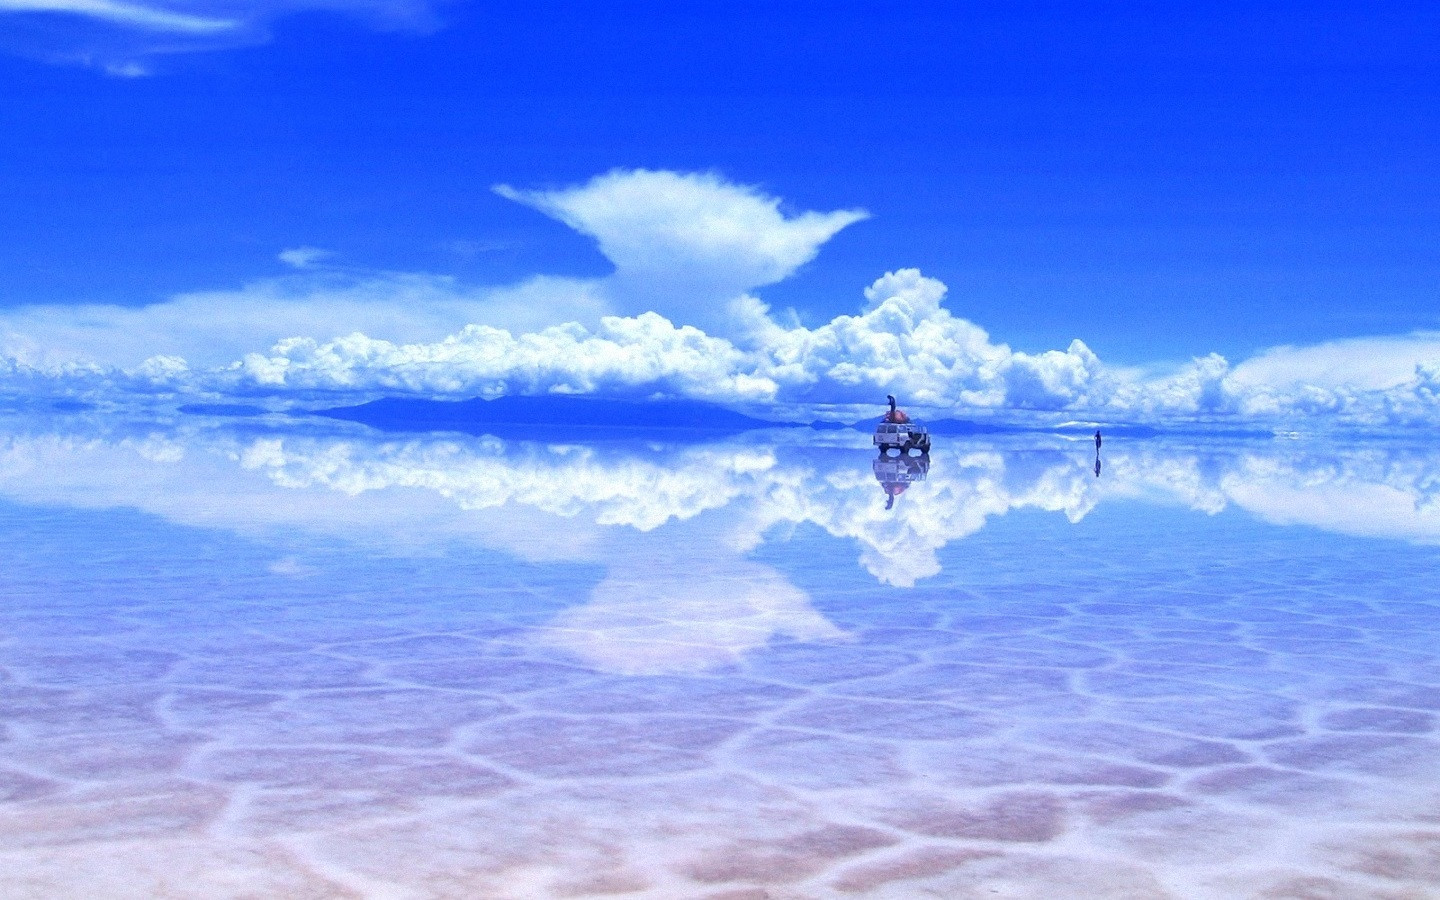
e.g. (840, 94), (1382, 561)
(3, 168), (1440, 429)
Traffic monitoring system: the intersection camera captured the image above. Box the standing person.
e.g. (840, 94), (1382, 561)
(1094, 429), (1102, 451)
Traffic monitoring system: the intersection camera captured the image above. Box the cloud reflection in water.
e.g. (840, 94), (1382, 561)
(1, 415), (1438, 675)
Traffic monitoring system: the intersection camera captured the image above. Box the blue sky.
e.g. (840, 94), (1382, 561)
(2, 1), (1439, 424)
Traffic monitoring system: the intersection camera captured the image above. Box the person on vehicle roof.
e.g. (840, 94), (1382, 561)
(884, 395), (910, 424)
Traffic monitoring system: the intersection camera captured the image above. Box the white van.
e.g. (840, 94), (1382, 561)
(873, 421), (930, 455)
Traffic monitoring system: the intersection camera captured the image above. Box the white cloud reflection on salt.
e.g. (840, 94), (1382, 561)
(539, 558), (847, 676)
(1, 417), (1438, 673)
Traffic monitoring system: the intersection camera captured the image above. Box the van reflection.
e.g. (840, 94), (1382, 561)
(873, 453), (930, 510)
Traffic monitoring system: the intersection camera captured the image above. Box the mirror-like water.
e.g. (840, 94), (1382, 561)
(2, 415), (1438, 897)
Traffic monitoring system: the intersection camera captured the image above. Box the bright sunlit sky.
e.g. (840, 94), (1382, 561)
(7, 1), (1439, 358)
(2, 1), (1439, 424)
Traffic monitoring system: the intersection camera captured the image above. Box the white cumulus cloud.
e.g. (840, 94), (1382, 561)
(4, 169), (1440, 431)
(0, 272), (606, 370)
(227, 312), (771, 401)
(497, 169), (867, 334)
(0, 169), (858, 371)
(278, 246), (333, 269)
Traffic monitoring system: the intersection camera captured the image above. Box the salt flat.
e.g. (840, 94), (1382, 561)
(1, 417), (1437, 898)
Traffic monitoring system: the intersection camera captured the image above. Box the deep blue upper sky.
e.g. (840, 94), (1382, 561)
(2, 0), (1438, 362)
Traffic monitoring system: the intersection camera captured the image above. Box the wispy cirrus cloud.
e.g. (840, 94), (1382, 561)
(0, 0), (235, 32)
(0, 0), (444, 71)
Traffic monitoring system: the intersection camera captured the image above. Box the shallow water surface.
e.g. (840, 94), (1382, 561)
(1, 416), (1438, 897)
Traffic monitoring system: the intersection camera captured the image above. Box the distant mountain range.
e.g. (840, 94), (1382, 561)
(922, 418), (1161, 437)
(293, 395), (1220, 439)
(313, 395), (786, 437)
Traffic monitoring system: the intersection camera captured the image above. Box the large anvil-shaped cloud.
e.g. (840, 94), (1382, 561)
(0, 169), (863, 370)
(497, 169), (867, 334)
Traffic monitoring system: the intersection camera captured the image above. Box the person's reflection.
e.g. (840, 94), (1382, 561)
(1094, 455), (1102, 478)
(873, 453), (930, 509)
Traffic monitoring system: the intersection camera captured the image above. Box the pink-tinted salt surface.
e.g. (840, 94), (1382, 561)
(0, 424), (1438, 897)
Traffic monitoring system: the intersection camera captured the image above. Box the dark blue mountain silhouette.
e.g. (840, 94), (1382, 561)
(897, 418), (1270, 439)
(314, 395), (785, 437)
(178, 403), (269, 417)
(912, 418), (1018, 435)
(851, 417), (1036, 435)
(854, 417), (1174, 438)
